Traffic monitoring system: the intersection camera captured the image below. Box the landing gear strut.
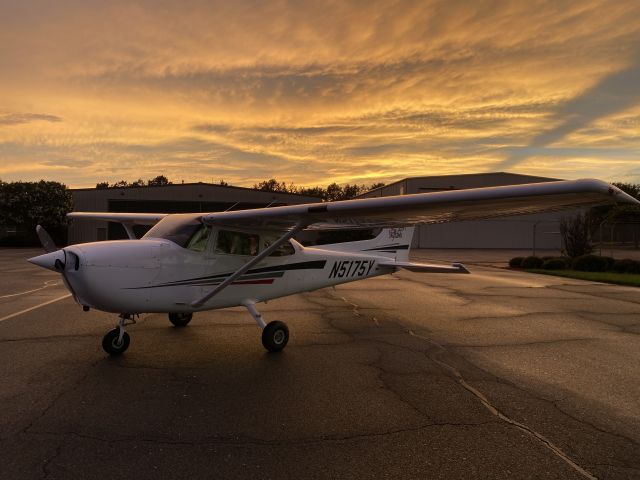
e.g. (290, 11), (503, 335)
(169, 312), (193, 327)
(102, 314), (133, 356)
(243, 301), (289, 352)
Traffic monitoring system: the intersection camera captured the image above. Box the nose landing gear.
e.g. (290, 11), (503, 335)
(102, 314), (134, 356)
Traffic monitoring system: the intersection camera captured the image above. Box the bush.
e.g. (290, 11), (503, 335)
(521, 256), (543, 269)
(560, 213), (594, 258)
(601, 256), (615, 270)
(509, 257), (524, 268)
(612, 258), (640, 274)
(572, 255), (610, 272)
(542, 258), (568, 270)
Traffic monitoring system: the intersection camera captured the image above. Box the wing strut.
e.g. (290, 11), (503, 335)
(189, 222), (306, 308)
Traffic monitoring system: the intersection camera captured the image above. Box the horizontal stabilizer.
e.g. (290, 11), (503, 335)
(379, 261), (470, 274)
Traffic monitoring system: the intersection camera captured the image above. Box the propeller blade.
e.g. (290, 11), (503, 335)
(36, 225), (58, 253)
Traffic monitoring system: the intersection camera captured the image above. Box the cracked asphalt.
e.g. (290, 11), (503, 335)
(1, 248), (639, 479)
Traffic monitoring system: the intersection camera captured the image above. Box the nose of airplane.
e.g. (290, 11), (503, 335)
(28, 250), (66, 271)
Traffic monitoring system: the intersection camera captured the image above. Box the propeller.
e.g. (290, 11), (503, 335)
(36, 225), (58, 253)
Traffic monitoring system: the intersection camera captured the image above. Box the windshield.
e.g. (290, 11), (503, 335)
(143, 214), (203, 248)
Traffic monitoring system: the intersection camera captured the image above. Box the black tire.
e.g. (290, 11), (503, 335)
(262, 321), (289, 352)
(169, 312), (193, 327)
(102, 328), (130, 356)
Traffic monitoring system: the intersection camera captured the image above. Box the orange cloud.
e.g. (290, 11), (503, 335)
(1, 0), (639, 187)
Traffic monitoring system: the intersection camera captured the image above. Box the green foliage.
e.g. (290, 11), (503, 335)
(521, 256), (543, 269)
(0, 180), (72, 246)
(541, 257), (568, 270)
(571, 254), (610, 272)
(612, 258), (640, 274)
(508, 257), (524, 268)
(526, 269), (640, 288)
(560, 213), (594, 258)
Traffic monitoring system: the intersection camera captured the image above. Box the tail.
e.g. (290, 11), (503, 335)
(314, 227), (415, 261)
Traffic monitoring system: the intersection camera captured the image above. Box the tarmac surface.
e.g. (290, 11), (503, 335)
(1, 248), (639, 479)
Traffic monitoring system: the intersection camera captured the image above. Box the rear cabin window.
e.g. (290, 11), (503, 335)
(215, 230), (259, 256)
(267, 240), (295, 256)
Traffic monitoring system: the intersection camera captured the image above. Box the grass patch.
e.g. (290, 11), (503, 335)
(527, 269), (640, 287)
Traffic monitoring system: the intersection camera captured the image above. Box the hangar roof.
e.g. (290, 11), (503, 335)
(358, 172), (562, 198)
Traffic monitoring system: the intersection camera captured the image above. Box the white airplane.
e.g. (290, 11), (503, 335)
(29, 179), (638, 356)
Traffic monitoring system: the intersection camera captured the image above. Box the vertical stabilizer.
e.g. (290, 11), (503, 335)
(314, 227), (415, 261)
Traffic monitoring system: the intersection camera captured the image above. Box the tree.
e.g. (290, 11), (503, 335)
(613, 182), (640, 200)
(0, 180), (73, 246)
(325, 183), (344, 202)
(147, 175), (171, 187)
(95, 181), (110, 189)
(254, 178), (288, 192)
(560, 213), (595, 258)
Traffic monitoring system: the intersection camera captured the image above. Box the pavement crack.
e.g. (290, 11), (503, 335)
(329, 291), (600, 480)
(406, 329), (598, 480)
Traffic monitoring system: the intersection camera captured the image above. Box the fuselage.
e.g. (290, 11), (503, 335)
(30, 238), (394, 314)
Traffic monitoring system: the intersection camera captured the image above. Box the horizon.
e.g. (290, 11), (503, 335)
(1, 1), (640, 188)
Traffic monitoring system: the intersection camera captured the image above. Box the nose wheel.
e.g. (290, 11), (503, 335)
(102, 314), (133, 356)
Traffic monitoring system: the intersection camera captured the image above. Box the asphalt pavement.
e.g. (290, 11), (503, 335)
(1, 248), (639, 479)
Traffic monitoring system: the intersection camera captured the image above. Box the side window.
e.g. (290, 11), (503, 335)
(215, 230), (260, 256)
(186, 225), (211, 252)
(268, 240), (295, 256)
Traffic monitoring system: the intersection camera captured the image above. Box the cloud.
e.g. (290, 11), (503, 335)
(0, 113), (62, 126)
(1, 1), (640, 187)
(499, 54), (640, 168)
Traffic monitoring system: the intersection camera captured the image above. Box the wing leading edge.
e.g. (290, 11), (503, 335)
(201, 179), (638, 231)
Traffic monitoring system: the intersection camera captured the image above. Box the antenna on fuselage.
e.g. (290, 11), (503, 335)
(224, 202), (240, 212)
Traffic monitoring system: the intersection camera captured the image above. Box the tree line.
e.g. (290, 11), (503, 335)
(96, 176), (387, 201)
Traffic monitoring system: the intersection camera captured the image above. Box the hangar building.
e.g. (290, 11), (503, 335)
(357, 172), (569, 249)
(69, 183), (320, 245)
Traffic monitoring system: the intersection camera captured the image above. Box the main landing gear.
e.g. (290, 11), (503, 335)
(101, 305), (289, 356)
(244, 301), (289, 352)
(169, 312), (193, 327)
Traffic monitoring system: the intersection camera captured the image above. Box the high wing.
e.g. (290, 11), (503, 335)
(67, 212), (168, 225)
(201, 179), (639, 231)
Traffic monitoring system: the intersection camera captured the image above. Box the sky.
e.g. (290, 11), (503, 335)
(1, 0), (639, 188)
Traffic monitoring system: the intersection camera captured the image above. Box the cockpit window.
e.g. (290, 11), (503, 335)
(186, 225), (211, 252)
(215, 230), (259, 256)
(142, 215), (203, 248)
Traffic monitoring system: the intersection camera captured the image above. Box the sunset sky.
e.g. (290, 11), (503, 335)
(1, 0), (639, 188)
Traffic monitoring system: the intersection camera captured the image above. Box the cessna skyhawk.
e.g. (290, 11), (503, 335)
(28, 179), (638, 356)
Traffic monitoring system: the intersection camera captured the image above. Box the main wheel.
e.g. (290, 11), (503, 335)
(262, 321), (289, 352)
(169, 312), (193, 327)
(102, 328), (130, 356)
